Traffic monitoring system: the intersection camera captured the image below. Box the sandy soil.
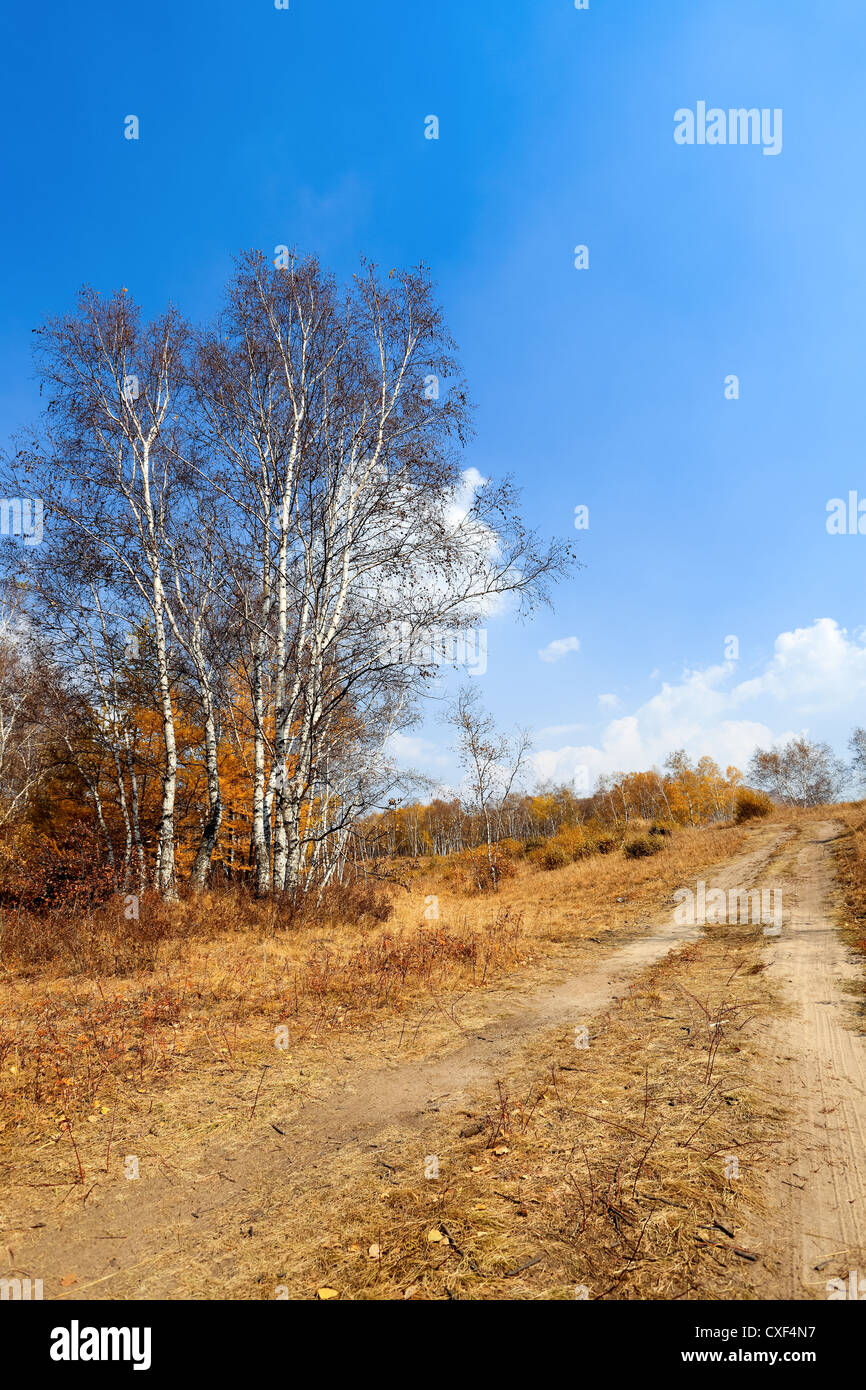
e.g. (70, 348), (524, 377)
(738, 820), (866, 1298)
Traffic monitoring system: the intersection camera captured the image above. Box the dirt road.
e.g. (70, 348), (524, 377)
(739, 820), (866, 1298)
(3, 819), (865, 1299)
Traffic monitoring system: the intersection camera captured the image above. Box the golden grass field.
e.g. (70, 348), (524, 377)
(2, 807), (865, 1299)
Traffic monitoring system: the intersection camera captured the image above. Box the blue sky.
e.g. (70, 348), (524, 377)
(2, 0), (865, 791)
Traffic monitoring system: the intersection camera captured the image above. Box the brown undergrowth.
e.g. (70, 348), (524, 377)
(276, 912), (786, 1301)
(826, 799), (866, 1007)
(0, 822), (749, 1194)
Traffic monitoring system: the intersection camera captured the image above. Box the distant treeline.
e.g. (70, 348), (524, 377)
(358, 753), (747, 859)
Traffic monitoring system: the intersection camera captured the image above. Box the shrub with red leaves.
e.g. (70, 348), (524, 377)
(0, 823), (117, 913)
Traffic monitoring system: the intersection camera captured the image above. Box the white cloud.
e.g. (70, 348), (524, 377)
(538, 635), (580, 664)
(598, 693), (621, 711)
(441, 468), (519, 620)
(385, 731), (451, 770)
(531, 618), (862, 786)
(731, 617), (866, 711)
(535, 721), (589, 740)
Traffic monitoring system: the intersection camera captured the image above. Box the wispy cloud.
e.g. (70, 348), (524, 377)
(534, 721), (589, 741)
(538, 635), (580, 664)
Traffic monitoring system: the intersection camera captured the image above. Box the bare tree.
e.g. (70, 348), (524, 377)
(196, 252), (572, 894)
(849, 727), (866, 792)
(0, 594), (54, 828)
(446, 685), (532, 889)
(17, 289), (190, 898)
(2, 252), (574, 900)
(748, 736), (847, 807)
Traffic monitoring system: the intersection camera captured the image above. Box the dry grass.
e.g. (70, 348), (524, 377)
(251, 878), (789, 1300)
(0, 907), (528, 1145)
(1, 817), (767, 1287)
(824, 800), (866, 1005)
(410, 821), (745, 950)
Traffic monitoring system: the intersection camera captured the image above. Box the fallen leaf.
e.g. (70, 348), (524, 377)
(368, 1244), (380, 1259)
(317, 1287), (339, 1300)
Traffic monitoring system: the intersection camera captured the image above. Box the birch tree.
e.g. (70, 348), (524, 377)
(20, 289), (190, 898)
(446, 684), (532, 889)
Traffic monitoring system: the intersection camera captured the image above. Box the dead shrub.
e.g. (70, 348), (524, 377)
(539, 843), (570, 870)
(0, 892), (207, 976)
(624, 835), (663, 859)
(553, 826), (596, 860)
(497, 837), (525, 858)
(733, 788), (774, 823)
(0, 824), (117, 914)
(275, 879), (394, 932)
(444, 847), (517, 895)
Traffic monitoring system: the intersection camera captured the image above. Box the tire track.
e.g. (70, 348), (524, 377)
(743, 820), (866, 1299)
